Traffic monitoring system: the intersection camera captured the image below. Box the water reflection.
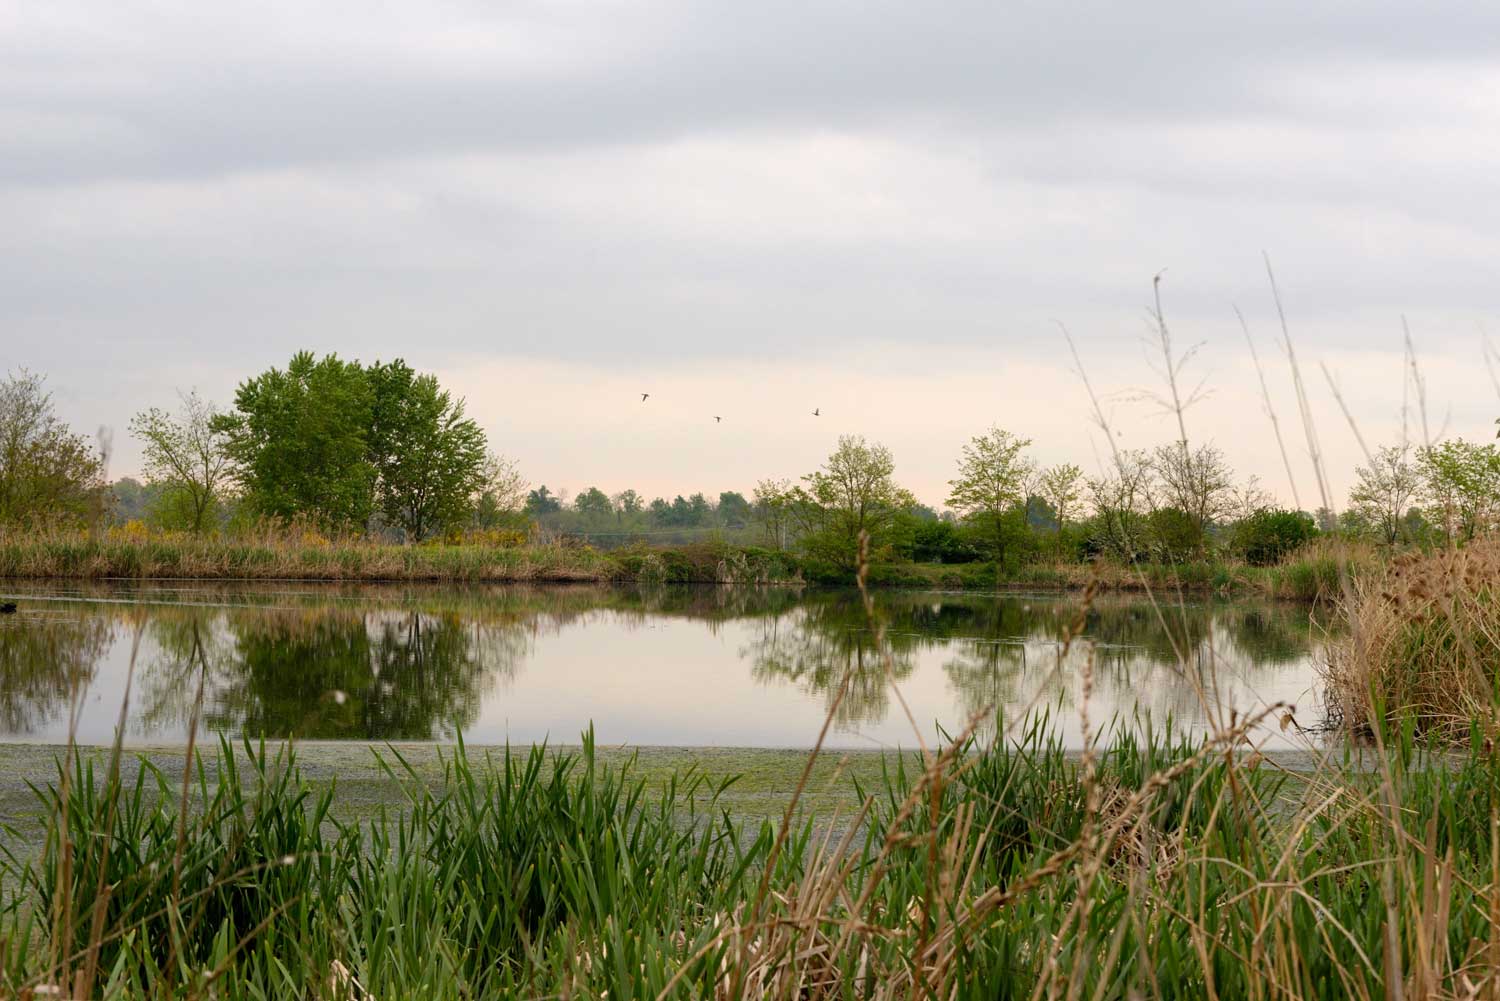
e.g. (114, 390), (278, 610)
(0, 584), (1330, 747)
(745, 600), (918, 725)
(0, 612), (110, 734)
(746, 593), (1324, 738)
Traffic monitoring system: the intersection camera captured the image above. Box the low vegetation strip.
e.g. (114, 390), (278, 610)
(1, 721), (1496, 998)
(0, 529), (1368, 597)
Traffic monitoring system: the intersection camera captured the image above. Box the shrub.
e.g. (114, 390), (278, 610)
(910, 520), (980, 564)
(1145, 507), (1201, 563)
(1232, 508), (1317, 566)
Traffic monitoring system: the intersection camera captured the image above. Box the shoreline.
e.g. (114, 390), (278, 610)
(0, 533), (1372, 599)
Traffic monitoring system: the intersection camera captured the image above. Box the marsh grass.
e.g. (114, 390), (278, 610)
(7, 705), (1500, 996)
(820, 543), (1373, 599)
(0, 527), (803, 586)
(1, 525), (1374, 604)
(1326, 538), (1500, 742)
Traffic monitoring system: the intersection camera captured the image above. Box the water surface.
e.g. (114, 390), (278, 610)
(0, 583), (1329, 749)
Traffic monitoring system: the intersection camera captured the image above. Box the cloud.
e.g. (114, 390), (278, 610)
(3, 0), (1498, 503)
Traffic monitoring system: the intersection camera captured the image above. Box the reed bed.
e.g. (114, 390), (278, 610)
(864, 538), (1374, 601)
(1326, 537), (1500, 742)
(0, 526), (1369, 599)
(3, 716), (1500, 997)
(0, 528), (802, 586)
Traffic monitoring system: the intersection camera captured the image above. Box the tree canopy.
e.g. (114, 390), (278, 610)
(214, 352), (493, 538)
(367, 360), (489, 540)
(800, 435), (914, 567)
(129, 390), (231, 533)
(947, 427), (1035, 566)
(214, 352), (376, 531)
(0, 370), (106, 527)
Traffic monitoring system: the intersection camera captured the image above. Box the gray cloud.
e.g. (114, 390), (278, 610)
(7, 2), (1500, 183)
(2, 1), (1498, 491)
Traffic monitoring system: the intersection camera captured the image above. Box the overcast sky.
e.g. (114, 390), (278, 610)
(5, 0), (1500, 508)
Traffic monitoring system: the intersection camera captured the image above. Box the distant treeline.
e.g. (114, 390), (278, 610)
(2, 356), (1496, 577)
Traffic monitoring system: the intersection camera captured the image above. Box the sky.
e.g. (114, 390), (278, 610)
(5, 0), (1500, 510)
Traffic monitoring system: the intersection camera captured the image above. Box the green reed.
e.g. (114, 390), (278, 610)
(2, 709), (1496, 998)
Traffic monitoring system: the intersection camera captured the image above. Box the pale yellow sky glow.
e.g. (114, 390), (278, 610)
(432, 340), (1496, 513)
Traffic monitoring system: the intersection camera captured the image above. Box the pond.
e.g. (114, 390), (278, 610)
(0, 583), (1331, 749)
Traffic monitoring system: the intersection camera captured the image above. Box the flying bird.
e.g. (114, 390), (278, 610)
(0, 602), (16, 615)
(640, 393), (650, 402)
(812, 408), (820, 417)
(714, 416), (722, 423)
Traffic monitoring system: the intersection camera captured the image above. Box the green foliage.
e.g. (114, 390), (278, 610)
(4, 734), (762, 997)
(367, 360), (489, 541)
(128, 391), (230, 534)
(1417, 438), (1500, 541)
(947, 427), (1035, 566)
(573, 486), (614, 520)
(1081, 450), (1154, 562)
(607, 542), (798, 584)
(0, 370), (106, 527)
(1151, 441), (1233, 546)
(526, 485), (563, 515)
(1146, 506), (1202, 563)
(213, 354), (495, 539)
(12, 718), (1500, 997)
(798, 435), (914, 569)
(1347, 444), (1420, 544)
(214, 352), (377, 531)
(1037, 463), (1082, 534)
(717, 490), (752, 528)
(752, 479), (794, 550)
(106, 477), (160, 525)
(908, 518), (979, 564)
(1231, 508), (1317, 566)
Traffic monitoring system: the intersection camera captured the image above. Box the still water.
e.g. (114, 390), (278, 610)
(0, 583), (1330, 749)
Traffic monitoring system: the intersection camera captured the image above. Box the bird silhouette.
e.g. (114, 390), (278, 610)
(640, 393), (650, 402)
(812, 408), (820, 417)
(713, 416), (722, 423)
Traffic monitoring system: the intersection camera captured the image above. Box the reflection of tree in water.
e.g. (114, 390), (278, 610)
(745, 591), (1323, 737)
(745, 596), (917, 727)
(1023, 599), (1324, 730)
(127, 584), (811, 740)
(0, 613), (112, 733)
(202, 610), (523, 740)
(942, 641), (1030, 731)
(2, 583), (1328, 744)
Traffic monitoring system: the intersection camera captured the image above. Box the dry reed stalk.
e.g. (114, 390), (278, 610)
(1238, 304), (1303, 513)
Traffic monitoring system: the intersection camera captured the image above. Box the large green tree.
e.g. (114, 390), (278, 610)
(717, 490), (752, 528)
(367, 360), (489, 541)
(0, 370), (106, 526)
(802, 435), (913, 568)
(527, 487), (563, 516)
(213, 352), (375, 531)
(947, 427), (1035, 567)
